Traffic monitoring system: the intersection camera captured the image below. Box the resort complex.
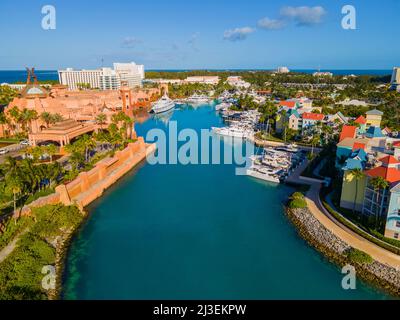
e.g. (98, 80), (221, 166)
(336, 109), (400, 240)
(0, 68), (165, 145)
(58, 62), (145, 90)
(2, 64), (400, 302)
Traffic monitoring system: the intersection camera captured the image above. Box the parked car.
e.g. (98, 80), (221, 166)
(0, 149), (9, 155)
(20, 140), (30, 146)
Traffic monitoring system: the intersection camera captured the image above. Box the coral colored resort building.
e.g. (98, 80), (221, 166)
(1, 68), (164, 145)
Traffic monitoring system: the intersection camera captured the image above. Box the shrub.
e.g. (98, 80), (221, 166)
(0, 204), (83, 300)
(0, 217), (34, 250)
(288, 192), (307, 209)
(322, 199), (400, 255)
(346, 248), (373, 264)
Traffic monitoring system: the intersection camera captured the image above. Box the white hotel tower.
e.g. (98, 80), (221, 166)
(390, 67), (400, 92)
(58, 62), (144, 90)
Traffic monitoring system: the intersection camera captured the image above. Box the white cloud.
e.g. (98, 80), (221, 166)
(121, 36), (142, 48)
(223, 27), (255, 41)
(257, 17), (286, 30)
(280, 6), (326, 26)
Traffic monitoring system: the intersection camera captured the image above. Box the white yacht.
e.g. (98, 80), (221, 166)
(215, 102), (231, 112)
(150, 94), (175, 114)
(246, 165), (282, 184)
(187, 93), (210, 105)
(212, 126), (253, 139)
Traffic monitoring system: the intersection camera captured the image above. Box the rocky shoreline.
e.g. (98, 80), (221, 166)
(50, 208), (89, 300)
(286, 206), (400, 298)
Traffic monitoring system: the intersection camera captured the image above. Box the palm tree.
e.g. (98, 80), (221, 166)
(4, 156), (19, 178)
(40, 112), (52, 127)
(80, 134), (96, 162)
(349, 169), (364, 213)
(8, 106), (22, 135)
(21, 109), (38, 134)
(45, 144), (57, 162)
(6, 178), (22, 224)
(125, 116), (134, 140)
(310, 135), (320, 156)
(51, 113), (64, 124)
(370, 176), (390, 229)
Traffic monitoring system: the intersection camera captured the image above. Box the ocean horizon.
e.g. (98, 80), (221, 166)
(0, 69), (392, 84)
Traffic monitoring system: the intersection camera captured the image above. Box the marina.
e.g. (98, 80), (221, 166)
(246, 145), (307, 184)
(62, 102), (387, 299)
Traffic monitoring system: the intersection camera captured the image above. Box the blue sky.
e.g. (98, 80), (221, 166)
(0, 0), (398, 70)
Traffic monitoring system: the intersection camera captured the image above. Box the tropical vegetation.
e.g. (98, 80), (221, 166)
(0, 204), (83, 300)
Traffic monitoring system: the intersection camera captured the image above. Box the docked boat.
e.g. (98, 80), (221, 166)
(215, 102), (231, 111)
(212, 126), (253, 139)
(246, 165), (283, 184)
(150, 94), (175, 114)
(246, 145), (306, 184)
(187, 93), (210, 105)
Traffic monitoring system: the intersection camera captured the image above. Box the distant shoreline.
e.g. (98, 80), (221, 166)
(0, 69), (392, 86)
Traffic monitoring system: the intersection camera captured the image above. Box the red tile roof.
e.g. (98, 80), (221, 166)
(383, 127), (392, 133)
(379, 155), (400, 165)
(365, 167), (400, 183)
(352, 142), (366, 151)
(279, 101), (296, 108)
(339, 125), (357, 142)
(302, 112), (324, 121)
(393, 141), (400, 148)
(354, 115), (367, 125)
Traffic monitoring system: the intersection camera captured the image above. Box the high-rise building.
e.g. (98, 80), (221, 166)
(277, 66), (290, 73)
(58, 68), (102, 90)
(58, 62), (145, 90)
(390, 67), (400, 91)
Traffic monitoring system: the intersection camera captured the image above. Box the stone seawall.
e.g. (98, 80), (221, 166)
(286, 207), (400, 297)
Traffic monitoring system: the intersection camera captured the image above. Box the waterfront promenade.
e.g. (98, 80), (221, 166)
(305, 182), (400, 268)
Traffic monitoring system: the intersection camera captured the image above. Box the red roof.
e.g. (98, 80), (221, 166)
(302, 112), (324, 121)
(365, 167), (400, 183)
(279, 101), (296, 108)
(379, 155), (400, 165)
(354, 115), (367, 125)
(393, 141), (400, 148)
(352, 142), (366, 151)
(339, 125), (357, 142)
(383, 127), (392, 133)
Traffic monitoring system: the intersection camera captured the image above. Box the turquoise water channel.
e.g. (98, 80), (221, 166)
(62, 104), (389, 299)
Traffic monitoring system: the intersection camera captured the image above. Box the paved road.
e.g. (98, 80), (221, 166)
(0, 228), (28, 264)
(306, 183), (400, 269)
(0, 144), (28, 164)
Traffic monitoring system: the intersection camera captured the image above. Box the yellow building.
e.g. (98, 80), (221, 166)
(340, 170), (368, 212)
(365, 109), (383, 128)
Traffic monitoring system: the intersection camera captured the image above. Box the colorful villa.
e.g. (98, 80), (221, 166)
(337, 109), (400, 240)
(275, 98), (337, 133)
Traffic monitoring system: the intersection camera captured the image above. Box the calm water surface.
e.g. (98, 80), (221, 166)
(62, 104), (390, 299)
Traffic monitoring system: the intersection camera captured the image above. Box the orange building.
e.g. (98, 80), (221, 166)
(2, 68), (165, 143)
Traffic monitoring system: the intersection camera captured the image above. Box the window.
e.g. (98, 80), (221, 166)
(396, 221), (400, 228)
(394, 233), (399, 239)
